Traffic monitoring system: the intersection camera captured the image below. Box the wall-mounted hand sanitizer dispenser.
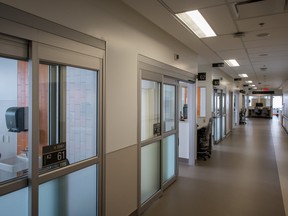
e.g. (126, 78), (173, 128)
(5, 107), (28, 132)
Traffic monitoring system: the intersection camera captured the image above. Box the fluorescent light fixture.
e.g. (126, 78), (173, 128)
(225, 59), (240, 67)
(176, 10), (216, 38)
(238, 74), (248, 78)
(245, 80), (253, 83)
(250, 84), (255, 87)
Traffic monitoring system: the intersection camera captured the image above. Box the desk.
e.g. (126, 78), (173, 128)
(248, 107), (272, 118)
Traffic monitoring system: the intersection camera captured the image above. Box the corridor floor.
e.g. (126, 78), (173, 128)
(142, 117), (288, 216)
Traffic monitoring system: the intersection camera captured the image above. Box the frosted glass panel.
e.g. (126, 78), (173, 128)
(141, 80), (161, 141)
(0, 187), (28, 216)
(164, 84), (176, 132)
(222, 116), (226, 138)
(39, 164), (98, 216)
(162, 135), (176, 183)
(214, 118), (221, 142)
(141, 142), (160, 203)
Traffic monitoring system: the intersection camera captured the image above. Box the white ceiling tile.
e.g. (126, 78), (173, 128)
(217, 49), (248, 61)
(247, 45), (288, 54)
(200, 5), (237, 35)
(237, 13), (288, 32)
(243, 28), (288, 42)
(244, 39), (288, 49)
(203, 35), (244, 51)
(162, 0), (225, 13)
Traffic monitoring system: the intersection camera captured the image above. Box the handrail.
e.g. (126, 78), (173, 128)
(282, 114), (288, 120)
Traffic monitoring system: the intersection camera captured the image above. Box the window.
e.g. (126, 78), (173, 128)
(163, 84), (176, 132)
(141, 80), (161, 141)
(0, 56), (29, 183)
(39, 64), (98, 170)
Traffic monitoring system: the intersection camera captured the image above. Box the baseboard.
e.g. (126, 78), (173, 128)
(178, 157), (189, 163)
(129, 209), (138, 216)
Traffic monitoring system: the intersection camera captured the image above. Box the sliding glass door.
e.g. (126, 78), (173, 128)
(140, 73), (178, 210)
(213, 89), (226, 143)
(0, 32), (104, 216)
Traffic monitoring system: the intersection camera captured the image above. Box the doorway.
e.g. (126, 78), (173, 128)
(138, 57), (196, 213)
(213, 89), (226, 144)
(178, 82), (196, 165)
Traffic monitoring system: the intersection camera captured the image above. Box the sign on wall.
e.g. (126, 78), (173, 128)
(212, 79), (220, 86)
(42, 142), (67, 167)
(198, 72), (206, 81)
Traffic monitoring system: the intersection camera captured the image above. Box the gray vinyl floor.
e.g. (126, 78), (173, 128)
(142, 117), (288, 216)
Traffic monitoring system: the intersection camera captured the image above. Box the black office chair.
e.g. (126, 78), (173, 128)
(197, 117), (212, 161)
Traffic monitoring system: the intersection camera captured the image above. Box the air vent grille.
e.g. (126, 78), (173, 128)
(233, 0), (286, 19)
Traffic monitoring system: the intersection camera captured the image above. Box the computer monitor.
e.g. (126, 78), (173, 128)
(255, 103), (263, 107)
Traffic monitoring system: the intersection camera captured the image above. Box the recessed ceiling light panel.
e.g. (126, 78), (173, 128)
(238, 74), (248, 78)
(225, 59), (240, 67)
(176, 10), (216, 38)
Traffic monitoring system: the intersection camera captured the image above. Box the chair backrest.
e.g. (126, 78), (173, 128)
(205, 117), (213, 140)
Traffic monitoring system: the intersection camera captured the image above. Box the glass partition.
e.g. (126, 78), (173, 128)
(141, 80), (161, 141)
(0, 187), (28, 216)
(162, 134), (176, 183)
(0, 57), (29, 183)
(140, 75), (179, 209)
(39, 165), (97, 216)
(163, 84), (176, 132)
(39, 64), (98, 170)
(141, 142), (161, 203)
(180, 86), (188, 120)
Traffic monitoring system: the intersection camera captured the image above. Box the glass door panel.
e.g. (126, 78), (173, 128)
(0, 57), (29, 183)
(39, 164), (97, 216)
(141, 80), (161, 141)
(213, 90), (223, 143)
(140, 75), (179, 210)
(162, 134), (176, 183)
(163, 84), (176, 132)
(0, 187), (28, 216)
(141, 142), (161, 203)
(222, 93), (226, 138)
(39, 64), (98, 170)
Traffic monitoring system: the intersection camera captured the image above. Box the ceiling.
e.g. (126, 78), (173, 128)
(122, 0), (288, 91)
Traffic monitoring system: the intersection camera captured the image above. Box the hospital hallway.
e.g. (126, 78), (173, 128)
(142, 117), (288, 216)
